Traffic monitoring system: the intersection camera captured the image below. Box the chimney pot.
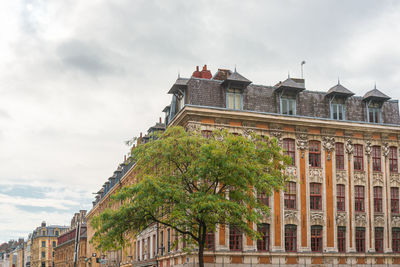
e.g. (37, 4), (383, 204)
(203, 65), (207, 70)
(140, 132), (142, 138)
(159, 117), (162, 123)
(196, 66), (199, 71)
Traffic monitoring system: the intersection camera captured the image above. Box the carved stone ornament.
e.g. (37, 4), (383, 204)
(392, 215), (400, 227)
(285, 166), (297, 181)
(284, 210), (299, 224)
(365, 141), (372, 156)
(242, 128), (254, 140)
(311, 212), (324, 225)
(336, 212), (346, 226)
(373, 172), (384, 186)
(355, 213), (367, 227)
(296, 134), (308, 158)
(391, 173), (400, 186)
(374, 215), (385, 227)
(354, 171), (366, 185)
(309, 168), (323, 183)
(345, 139), (353, 154)
(336, 170), (347, 184)
(185, 122), (200, 132)
(323, 136), (335, 161)
(383, 142), (390, 158)
(270, 131), (282, 146)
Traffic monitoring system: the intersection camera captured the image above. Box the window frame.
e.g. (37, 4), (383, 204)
(355, 185), (365, 212)
(354, 144), (364, 171)
(337, 184), (345, 212)
(283, 138), (296, 166)
(309, 141), (321, 168)
(391, 187), (400, 214)
(336, 143), (344, 170)
(229, 225), (242, 251)
(390, 147), (398, 173)
(375, 227), (384, 253)
(205, 231), (215, 251)
(226, 88), (243, 110)
(257, 224), (270, 252)
(284, 182), (297, 210)
(393, 228), (400, 252)
(374, 186), (383, 213)
(337, 227), (346, 253)
(284, 225), (297, 252)
(356, 227), (366, 253)
(280, 97), (296, 115)
(311, 226), (323, 252)
(372, 146), (381, 172)
(257, 191), (269, 207)
(367, 102), (381, 123)
(331, 101), (346, 120)
(310, 183), (322, 210)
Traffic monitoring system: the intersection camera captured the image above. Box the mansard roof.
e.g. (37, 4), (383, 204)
(168, 78), (189, 94)
(221, 71), (252, 87)
(326, 83), (354, 98)
(363, 88), (390, 102)
(274, 77), (305, 93)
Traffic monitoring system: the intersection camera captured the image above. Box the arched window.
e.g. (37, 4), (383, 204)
(283, 138), (296, 165)
(310, 183), (322, 210)
(354, 144), (364, 171)
(390, 147), (398, 173)
(373, 186), (383, 213)
(372, 146), (381, 172)
(337, 184), (345, 211)
(284, 182), (296, 209)
(335, 143), (344, 170)
(309, 141), (321, 168)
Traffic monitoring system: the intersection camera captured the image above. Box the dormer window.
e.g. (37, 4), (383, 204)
(331, 98), (345, 120)
(280, 97), (296, 115)
(226, 88), (242, 110)
(367, 102), (381, 123)
(363, 86), (390, 124)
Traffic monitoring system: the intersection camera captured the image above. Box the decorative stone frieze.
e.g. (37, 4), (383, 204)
(392, 215), (400, 227)
(345, 139), (353, 154)
(270, 131), (282, 146)
(365, 141), (372, 156)
(323, 136), (335, 161)
(309, 168), (323, 183)
(336, 170), (347, 184)
(355, 213), (367, 227)
(284, 210), (299, 225)
(242, 128), (254, 140)
(311, 212), (324, 225)
(390, 173), (400, 186)
(285, 166), (297, 181)
(354, 171), (366, 185)
(373, 172), (384, 186)
(383, 142), (390, 158)
(336, 212), (347, 227)
(186, 122), (201, 132)
(374, 215), (385, 227)
(296, 134), (308, 158)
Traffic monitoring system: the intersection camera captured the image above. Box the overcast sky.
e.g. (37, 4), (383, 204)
(1, 0), (400, 243)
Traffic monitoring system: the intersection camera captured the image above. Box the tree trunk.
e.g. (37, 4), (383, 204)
(198, 224), (207, 267)
(198, 241), (204, 267)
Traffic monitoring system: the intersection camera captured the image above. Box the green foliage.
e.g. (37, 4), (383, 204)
(91, 126), (290, 255)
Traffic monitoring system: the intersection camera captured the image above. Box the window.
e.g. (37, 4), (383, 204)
(52, 241), (56, 248)
(226, 88), (242, 110)
(55, 231), (59, 236)
(391, 187), (399, 214)
(331, 98), (345, 120)
(201, 130), (212, 139)
(280, 98), (296, 115)
(41, 263), (45, 267)
(205, 231), (215, 251)
(390, 146), (398, 173)
(337, 184), (345, 211)
(229, 226), (242, 251)
(368, 102), (381, 123)
(160, 231), (164, 256)
(372, 146), (381, 172)
(41, 252), (45, 258)
(356, 227), (365, 253)
(283, 138), (296, 165)
(354, 144), (363, 171)
(257, 191), (269, 207)
(167, 229), (171, 253)
(355, 186), (365, 212)
(284, 182), (296, 209)
(336, 143), (344, 170)
(393, 228), (400, 252)
(310, 183), (322, 210)
(337, 227), (346, 252)
(373, 186), (383, 213)
(41, 241), (45, 247)
(257, 224), (270, 251)
(309, 141), (321, 168)
(311, 226), (323, 252)
(375, 227), (384, 253)
(285, 225), (297, 252)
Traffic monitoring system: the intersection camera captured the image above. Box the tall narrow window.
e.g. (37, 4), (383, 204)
(309, 141), (321, 168)
(229, 226), (242, 251)
(285, 225), (297, 252)
(257, 191), (269, 207)
(337, 184), (345, 211)
(167, 229), (171, 253)
(356, 227), (365, 252)
(337, 227), (346, 252)
(280, 98), (296, 115)
(257, 224), (270, 251)
(368, 102), (381, 123)
(283, 138), (296, 165)
(205, 231), (215, 251)
(390, 147), (398, 173)
(160, 231), (164, 256)
(226, 88), (242, 110)
(336, 143), (344, 170)
(354, 144), (363, 171)
(355, 186), (365, 212)
(374, 186), (383, 213)
(284, 182), (296, 209)
(331, 98), (345, 120)
(393, 228), (400, 252)
(311, 226), (323, 252)
(375, 227), (384, 253)
(392, 187), (400, 214)
(310, 183), (322, 210)
(372, 146), (381, 172)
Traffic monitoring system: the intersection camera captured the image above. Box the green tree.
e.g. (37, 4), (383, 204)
(91, 126), (290, 267)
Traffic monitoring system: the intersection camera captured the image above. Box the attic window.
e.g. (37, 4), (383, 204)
(367, 102), (381, 123)
(226, 88), (242, 110)
(331, 98), (345, 120)
(280, 97), (296, 115)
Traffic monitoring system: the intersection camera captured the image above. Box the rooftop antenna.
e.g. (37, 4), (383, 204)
(338, 77), (340, 85)
(234, 64), (237, 72)
(288, 71), (290, 79)
(374, 82), (377, 89)
(301, 60), (306, 79)
(178, 70), (180, 78)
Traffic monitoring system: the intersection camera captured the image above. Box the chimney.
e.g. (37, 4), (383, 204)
(124, 155), (127, 161)
(200, 64), (212, 79)
(159, 117), (162, 123)
(192, 66), (201, 78)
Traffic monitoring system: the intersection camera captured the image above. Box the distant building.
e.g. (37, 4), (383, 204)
(54, 211), (87, 267)
(30, 222), (68, 267)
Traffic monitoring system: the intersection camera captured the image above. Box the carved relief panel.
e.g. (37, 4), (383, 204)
(310, 212), (324, 226)
(309, 168), (323, 183)
(355, 213), (367, 227)
(284, 210), (299, 225)
(336, 170), (347, 184)
(336, 212), (347, 227)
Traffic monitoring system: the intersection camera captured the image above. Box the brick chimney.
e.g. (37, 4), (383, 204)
(192, 65), (212, 79)
(192, 66), (201, 78)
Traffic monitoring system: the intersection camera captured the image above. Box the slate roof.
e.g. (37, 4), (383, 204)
(363, 88), (390, 102)
(221, 71), (252, 87)
(326, 83), (354, 98)
(274, 78), (305, 93)
(162, 105), (171, 112)
(168, 78), (189, 94)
